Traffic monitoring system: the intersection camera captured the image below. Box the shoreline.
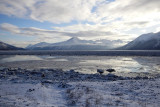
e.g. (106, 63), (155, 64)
(1, 68), (160, 83)
(0, 68), (160, 106)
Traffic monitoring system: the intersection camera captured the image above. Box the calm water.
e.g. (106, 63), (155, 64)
(0, 55), (160, 74)
(0, 50), (160, 56)
(0, 55), (66, 63)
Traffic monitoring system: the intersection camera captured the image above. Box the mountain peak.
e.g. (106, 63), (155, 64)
(26, 42), (50, 49)
(37, 42), (48, 45)
(69, 37), (80, 41)
(67, 37), (82, 44)
(119, 31), (160, 50)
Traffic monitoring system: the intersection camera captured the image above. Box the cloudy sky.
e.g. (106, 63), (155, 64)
(0, 0), (160, 47)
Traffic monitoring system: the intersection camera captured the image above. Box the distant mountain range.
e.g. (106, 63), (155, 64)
(26, 37), (123, 50)
(119, 32), (160, 50)
(0, 41), (24, 50)
(1, 31), (160, 50)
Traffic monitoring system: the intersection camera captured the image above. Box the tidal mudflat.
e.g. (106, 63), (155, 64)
(0, 55), (160, 74)
(0, 55), (160, 107)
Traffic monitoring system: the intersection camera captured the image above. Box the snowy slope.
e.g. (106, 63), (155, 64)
(26, 37), (123, 50)
(26, 42), (50, 49)
(49, 37), (94, 46)
(119, 32), (160, 50)
(0, 41), (23, 50)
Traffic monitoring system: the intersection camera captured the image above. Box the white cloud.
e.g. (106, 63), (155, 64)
(1, 0), (160, 25)
(31, 0), (103, 23)
(155, 27), (160, 33)
(0, 23), (70, 44)
(0, 0), (160, 46)
(0, 0), (160, 30)
(0, 0), (35, 18)
(95, 0), (160, 22)
(0, 23), (20, 33)
(0, 0), (104, 23)
(0, 23), (132, 43)
(90, 0), (160, 33)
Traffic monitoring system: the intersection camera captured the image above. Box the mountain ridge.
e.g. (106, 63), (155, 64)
(119, 32), (160, 50)
(0, 41), (24, 50)
(26, 37), (123, 50)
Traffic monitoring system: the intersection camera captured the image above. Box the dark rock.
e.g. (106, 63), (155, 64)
(142, 76), (149, 79)
(106, 69), (116, 73)
(28, 89), (35, 92)
(41, 74), (45, 78)
(106, 73), (119, 81)
(134, 76), (142, 80)
(67, 69), (75, 73)
(3, 68), (8, 72)
(26, 104), (29, 106)
(6, 71), (13, 75)
(42, 80), (53, 84)
(30, 71), (42, 76)
(97, 69), (104, 75)
(58, 82), (71, 88)
(18, 68), (22, 70)
(46, 69), (54, 71)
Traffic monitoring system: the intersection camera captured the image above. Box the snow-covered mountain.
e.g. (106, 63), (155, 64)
(119, 32), (160, 50)
(26, 42), (50, 49)
(0, 41), (24, 50)
(50, 37), (94, 46)
(26, 37), (123, 50)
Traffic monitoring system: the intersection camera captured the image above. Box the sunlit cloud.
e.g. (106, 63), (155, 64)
(1, 23), (130, 41)
(0, 0), (104, 23)
(0, 0), (160, 46)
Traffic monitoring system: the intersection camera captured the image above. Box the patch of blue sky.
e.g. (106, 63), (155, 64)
(101, 0), (115, 4)
(0, 14), (95, 31)
(91, 5), (97, 13)
(91, 0), (115, 13)
(108, 0), (115, 2)
(0, 14), (53, 30)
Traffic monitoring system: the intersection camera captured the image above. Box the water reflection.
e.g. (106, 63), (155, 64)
(133, 57), (160, 72)
(0, 55), (43, 63)
(79, 57), (160, 73)
(0, 55), (159, 73)
(0, 55), (68, 63)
